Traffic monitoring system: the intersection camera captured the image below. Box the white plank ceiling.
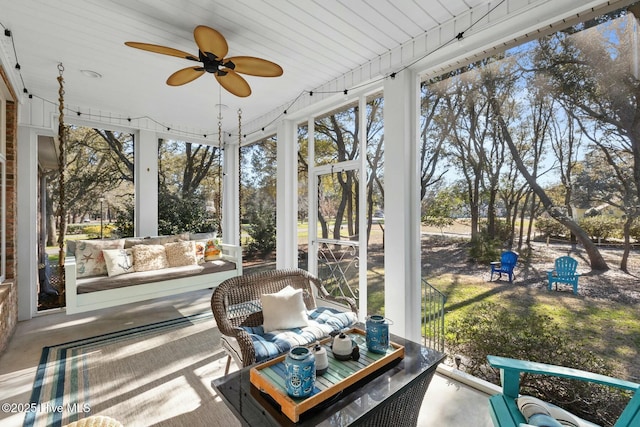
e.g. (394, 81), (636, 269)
(0, 0), (631, 138)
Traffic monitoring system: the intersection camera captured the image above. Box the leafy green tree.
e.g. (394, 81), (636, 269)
(157, 190), (217, 235)
(630, 217), (640, 241)
(578, 216), (623, 241)
(535, 215), (569, 238)
(419, 81), (450, 201)
(364, 97), (385, 241)
(311, 98), (385, 244)
(240, 138), (277, 262)
(158, 138), (221, 234)
(439, 65), (489, 242)
(422, 187), (460, 234)
(47, 126), (134, 245)
(113, 202), (134, 238)
(514, 83), (556, 249)
(246, 203), (276, 257)
(492, 98), (608, 270)
(533, 11), (640, 270)
(315, 105), (360, 240)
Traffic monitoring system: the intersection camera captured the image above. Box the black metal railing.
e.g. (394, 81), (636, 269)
(421, 279), (446, 353)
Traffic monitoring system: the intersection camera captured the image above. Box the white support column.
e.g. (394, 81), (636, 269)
(358, 95), (368, 319)
(276, 120), (298, 269)
(222, 136), (240, 246)
(307, 118), (317, 274)
(135, 130), (158, 236)
(383, 70), (422, 343)
(17, 126), (38, 320)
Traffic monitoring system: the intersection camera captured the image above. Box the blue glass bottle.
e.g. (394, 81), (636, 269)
(365, 314), (390, 354)
(284, 346), (316, 398)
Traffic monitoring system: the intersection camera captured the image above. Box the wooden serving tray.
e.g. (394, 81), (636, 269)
(249, 327), (405, 422)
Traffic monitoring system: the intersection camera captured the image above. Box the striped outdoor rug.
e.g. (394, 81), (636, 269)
(26, 312), (240, 427)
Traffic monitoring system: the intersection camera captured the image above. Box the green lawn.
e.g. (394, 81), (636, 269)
(428, 273), (640, 379)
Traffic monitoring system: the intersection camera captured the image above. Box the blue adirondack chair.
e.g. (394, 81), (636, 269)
(547, 256), (579, 294)
(490, 251), (518, 282)
(487, 355), (640, 427)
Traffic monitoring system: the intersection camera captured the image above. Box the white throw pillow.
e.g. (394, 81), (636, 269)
(261, 286), (309, 333)
(103, 248), (134, 277)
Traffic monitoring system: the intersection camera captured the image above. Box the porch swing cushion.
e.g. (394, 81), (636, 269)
(74, 258), (236, 294)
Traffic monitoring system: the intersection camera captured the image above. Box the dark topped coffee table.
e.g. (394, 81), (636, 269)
(211, 330), (445, 426)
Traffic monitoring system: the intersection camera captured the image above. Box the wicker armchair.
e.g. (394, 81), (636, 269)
(211, 268), (357, 374)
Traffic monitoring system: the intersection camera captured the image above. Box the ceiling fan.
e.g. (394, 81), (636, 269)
(125, 25), (283, 97)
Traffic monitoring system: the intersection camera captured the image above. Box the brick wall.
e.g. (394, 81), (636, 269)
(5, 99), (16, 280)
(0, 65), (18, 354)
(0, 282), (17, 353)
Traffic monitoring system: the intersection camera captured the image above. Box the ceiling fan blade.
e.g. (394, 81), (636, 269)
(166, 67), (205, 86)
(124, 42), (198, 61)
(215, 70), (251, 97)
(226, 56), (283, 77)
(194, 25), (228, 59)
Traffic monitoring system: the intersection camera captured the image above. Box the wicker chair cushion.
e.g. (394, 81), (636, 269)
(222, 307), (357, 363)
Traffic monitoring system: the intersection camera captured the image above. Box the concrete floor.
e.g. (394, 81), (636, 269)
(0, 289), (494, 426)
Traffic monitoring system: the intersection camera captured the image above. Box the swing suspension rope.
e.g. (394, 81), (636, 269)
(217, 113), (223, 236)
(237, 109), (242, 242)
(56, 63), (67, 300)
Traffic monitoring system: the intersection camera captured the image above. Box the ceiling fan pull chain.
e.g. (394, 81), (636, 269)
(217, 116), (223, 236)
(238, 109), (242, 146)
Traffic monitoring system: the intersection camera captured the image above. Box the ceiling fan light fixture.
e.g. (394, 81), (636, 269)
(80, 69), (102, 79)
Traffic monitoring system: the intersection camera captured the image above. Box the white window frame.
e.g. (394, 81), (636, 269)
(307, 95), (368, 317)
